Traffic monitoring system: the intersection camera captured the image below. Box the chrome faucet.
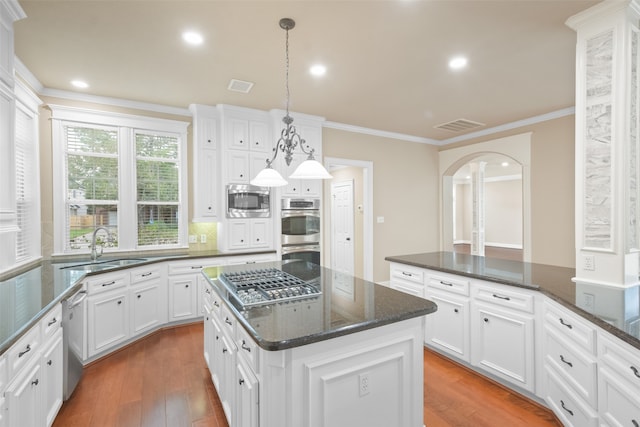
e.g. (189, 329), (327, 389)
(90, 227), (111, 261)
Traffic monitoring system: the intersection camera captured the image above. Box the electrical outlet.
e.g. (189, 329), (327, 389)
(376, 216), (384, 224)
(359, 372), (370, 397)
(583, 255), (595, 271)
(200, 234), (207, 244)
(188, 235), (197, 244)
(583, 293), (595, 311)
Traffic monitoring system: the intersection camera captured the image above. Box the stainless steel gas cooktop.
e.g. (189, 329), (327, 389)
(219, 267), (321, 307)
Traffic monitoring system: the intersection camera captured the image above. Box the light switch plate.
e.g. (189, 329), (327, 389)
(188, 235), (197, 244)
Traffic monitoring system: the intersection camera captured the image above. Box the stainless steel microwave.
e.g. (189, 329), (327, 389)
(226, 184), (271, 218)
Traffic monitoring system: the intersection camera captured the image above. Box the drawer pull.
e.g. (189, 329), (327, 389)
(101, 281), (116, 287)
(401, 272), (413, 277)
(439, 280), (454, 287)
(560, 400), (574, 416)
(47, 359), (52, 366)
(142, 272), (152, 277)
(559, 318), (573, 329)
(191, 266), (203, 269)
(632, 420), (638, 427)
(222, 347), (228, 354)
(559, 355), (573, 367)
(241, 340), (251, 352)
(239, 378), (245, 385)
(214, 301), (220, 307)
(492, 293), (511, 301)
(31, 379), (39, 387)
(631, 366), (640, 378)
(18, 344), (31, 358)
(206, 288), (211, 294)
(225, 318), (233, 326)
(48, 317), (57, 326)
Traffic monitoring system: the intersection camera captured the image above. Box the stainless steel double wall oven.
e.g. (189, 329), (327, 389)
(281, 198), (321, 265)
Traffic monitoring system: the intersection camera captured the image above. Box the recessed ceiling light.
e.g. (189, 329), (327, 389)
(71, 80), (89, 89)
(182, 31), (204, 46)
(449, 56), (468, 70)
(310, 64), (327, 77)
(501, 161), (509, 167)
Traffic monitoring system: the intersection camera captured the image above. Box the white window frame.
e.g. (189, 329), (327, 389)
(50, 105), (189, 255)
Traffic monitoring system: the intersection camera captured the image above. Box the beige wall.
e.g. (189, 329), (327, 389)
(323, 128), (440, 282)
(441, 115), (576, 267)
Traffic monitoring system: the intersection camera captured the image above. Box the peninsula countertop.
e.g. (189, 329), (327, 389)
(0, 250), (276, 355)
(202, 260), (438, 351)
(385, 251), (640, 350)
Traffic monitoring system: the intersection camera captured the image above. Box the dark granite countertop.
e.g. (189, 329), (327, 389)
(0, 250), (276, 356)
(385, 251), (640, 351)
(202, 260), (438, 351)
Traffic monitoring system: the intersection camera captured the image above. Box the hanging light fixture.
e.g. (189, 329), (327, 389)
(250, 18), (332, 187)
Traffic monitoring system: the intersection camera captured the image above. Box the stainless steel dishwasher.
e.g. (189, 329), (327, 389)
(62, 286), (87, 400)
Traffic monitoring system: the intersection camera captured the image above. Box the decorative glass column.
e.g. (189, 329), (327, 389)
(567, 0), (640, 287)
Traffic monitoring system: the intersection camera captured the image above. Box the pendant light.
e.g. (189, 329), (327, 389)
(250, 18), (332, 187)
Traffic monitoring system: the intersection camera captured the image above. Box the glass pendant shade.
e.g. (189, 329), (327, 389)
(289, 158), (332, 180)
(250, 166), (288, 187)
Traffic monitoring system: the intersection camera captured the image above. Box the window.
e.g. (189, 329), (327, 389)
(50, 106), (188, 255)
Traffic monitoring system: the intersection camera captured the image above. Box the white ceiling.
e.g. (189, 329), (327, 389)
(14, 0), (598, 143)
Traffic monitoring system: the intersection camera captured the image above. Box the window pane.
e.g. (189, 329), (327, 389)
(136, 133), (178, 159)
(68, 154), (118, 200)
(67, 204), (118, 250)
(136, 160), (178, 202)
(137, 204), (179, 246)
(66, 125), (118, 154)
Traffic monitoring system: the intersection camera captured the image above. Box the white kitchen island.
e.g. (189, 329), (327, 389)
(201, 260), (437, 427)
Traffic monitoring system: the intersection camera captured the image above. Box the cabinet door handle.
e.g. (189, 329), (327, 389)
(206, 288), (211, 294)
(559, 318), (573, 329)
(137, 294), (141, 299)
(439, 280), (453, 287)
(185, 284), (189, 288)
(31, 379), (39, 386)
(559, 355), (573, 367)
(142, 272), (152, 277)
(483, 317), (489, 323)
(630, 366), (640, 378)
(225, 318), (233, 326)
(492, 293), (511, 301)
(454, 308), (459, 313)
(18, 344), (31, 358)
(47, 359), (53, 366)
(117, 300), (122, 305)
(560, 400), (573, 416)
(48, 317), (57, 326)
(241, 340), (251, 352)
(101, 281), (116, 287)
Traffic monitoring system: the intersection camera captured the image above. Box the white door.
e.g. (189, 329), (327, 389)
(331, 180), (355, 276)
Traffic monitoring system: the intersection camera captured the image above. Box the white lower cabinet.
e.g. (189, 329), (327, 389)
(235, 355), (259, 427)
(3, 305), (63, 427)
(168, 275), (198, 322)
(598, 331), (640, 427)
(87, 289), (129, 358)
(424, 289), (470, 362)
(544, 364), (598, 427)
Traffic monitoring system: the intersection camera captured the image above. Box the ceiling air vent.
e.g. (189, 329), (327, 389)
(434, 118), (485, 133)
(227, 79), (254, 94)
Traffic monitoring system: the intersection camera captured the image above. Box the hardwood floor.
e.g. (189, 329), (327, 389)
(53, 323), (560, 427)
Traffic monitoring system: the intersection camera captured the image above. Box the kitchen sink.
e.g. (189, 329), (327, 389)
(60, 258), (148, 272)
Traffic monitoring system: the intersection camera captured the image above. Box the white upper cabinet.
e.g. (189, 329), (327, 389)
(189, 104), (220, 222)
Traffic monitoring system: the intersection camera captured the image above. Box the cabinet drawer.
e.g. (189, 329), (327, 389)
(390, 280), (424, 298)
(41, 303), (62, 340)
(220, 304), (236, 336)
(598, 331), (640, 387)
(168, 258), (220, 275)
(426, 272), (470, 296)
(85, 272), (128, 294)
(130, 265), (162, 284)
(390, 263), (424, 285)
(474, 283), (534, 314)
(544, 300), (596, 353)
(6, 325), (40, 379)
(545, 365), (598, 427)
(544, 326), (597, 407)
(236, 325), (258, 372)
(202, 283), (214, 309)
